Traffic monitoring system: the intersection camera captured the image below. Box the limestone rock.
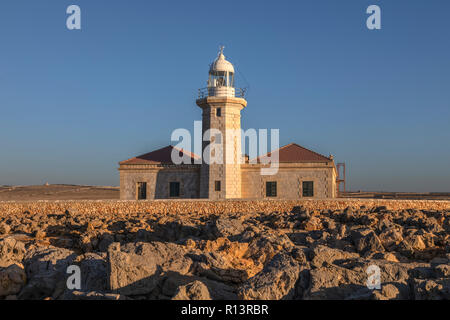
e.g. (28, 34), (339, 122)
(162, 273), (237, 300)
(238, 252), (301, 300)
(212, 217), (245, 238)
(434, 264), (450, 278)
(34, 230), (46, 239)
(78, 253), (107, 292)
(413, 278), (450, 300)
(107, 243), (158, 296)
(375, 283), (401, 300)
(0, 200), (449, 300)
(409, 235), (426, 251)
(290, 247), (308, 264)
(395, 240), (415, 258)
(0, 223), (11, 235)
(98, 233), (115, 252)
(107, 242), (192, 296)
(352, 229), (385, 255)
(19, 246), (77, 299)
(301, 216), (323, 231)
(246, 231), (294, 266)
(378, 229), (403, 250)
(0, 264), (27, 297)
(201, 252), (249, 283)
(371, 252), (401, 263)
(306, 265), (366, 300)
(0, 237), (26, 268)
(430, 256), (448, 265)
(311, 245), (359, 268)
(172, 280), (212, 300)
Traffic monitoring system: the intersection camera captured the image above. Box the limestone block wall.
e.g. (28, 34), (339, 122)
(241, 163), (336, 199)
(1, 199), (449, 216)
(197, 97), (246, 199)
(119, 165), (200, 200)
(223, 105), (243, 199)
(200, 105), (225, 199)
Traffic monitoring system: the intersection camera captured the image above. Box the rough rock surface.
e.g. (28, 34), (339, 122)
(172, 280), (212, 300)
(0, 237), (26, 268)
(19, 246), (77, 299)
(0, 264), (26, 297)
(0, 203), (448, 300)
(107, 241), (193, 296)
(238, 252), (302, 300)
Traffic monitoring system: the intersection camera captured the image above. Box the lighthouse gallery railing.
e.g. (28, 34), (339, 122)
(197, 87), (247, 99)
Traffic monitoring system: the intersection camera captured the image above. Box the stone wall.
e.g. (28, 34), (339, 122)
(197, 96), (246, 199)
(241, 163), (336, 198)
(0, 198), (449, 216)
(119, 165), (200, 200)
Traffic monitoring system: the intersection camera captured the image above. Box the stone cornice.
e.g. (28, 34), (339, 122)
(119, 164), (201, 171)
(196, 96), (247, 109)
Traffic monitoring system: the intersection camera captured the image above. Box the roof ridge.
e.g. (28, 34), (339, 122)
(119, 145), (172, 164)
(171, 145), (201, 160)
(120, 144), (201, 165)
(254, 142), (331, 163)
(257, 143), (294, 159)
(289, 143), (331, 160)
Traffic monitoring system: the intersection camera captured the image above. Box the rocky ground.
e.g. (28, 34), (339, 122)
(0, 185), (119, 201)
(0, 205), (449, 300)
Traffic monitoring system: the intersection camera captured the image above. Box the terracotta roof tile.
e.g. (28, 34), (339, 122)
(256, 143), (331, 163)
(122, 143), (331, 165)
(120, 145), (200, 165)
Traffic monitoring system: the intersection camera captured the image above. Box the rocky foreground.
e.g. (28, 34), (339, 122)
(0, 205), (449, 300)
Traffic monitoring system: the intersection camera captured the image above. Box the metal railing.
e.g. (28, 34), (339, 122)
(197, 87), (247, 99)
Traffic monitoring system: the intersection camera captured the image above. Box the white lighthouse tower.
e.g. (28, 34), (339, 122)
(197, 47), (247, 199)
(207, 46), (236, 97)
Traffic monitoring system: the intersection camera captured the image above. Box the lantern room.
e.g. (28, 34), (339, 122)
(207, 46), (236, 97)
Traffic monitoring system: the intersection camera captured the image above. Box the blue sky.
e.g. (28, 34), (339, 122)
(0, 0), (449, 191)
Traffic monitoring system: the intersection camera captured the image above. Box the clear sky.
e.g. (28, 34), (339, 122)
(0, 0), (449, 192)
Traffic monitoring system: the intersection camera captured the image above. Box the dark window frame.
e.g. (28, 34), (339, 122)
(215, 180), (221, 191)
(266, 181), (277, 197)
(216, 108), (221, 117)
(302, 181), (314, 197)
(169, 181), (180, 197)
(137, 182), (147, 200)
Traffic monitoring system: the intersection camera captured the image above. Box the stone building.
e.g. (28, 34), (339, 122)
(119, 49), (337, 200)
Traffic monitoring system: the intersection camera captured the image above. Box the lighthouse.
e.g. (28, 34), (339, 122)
(119, 47), (337, 200)
(196, 47), (247, 199)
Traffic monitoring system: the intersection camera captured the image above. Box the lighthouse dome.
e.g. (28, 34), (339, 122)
(205, 46), (237, 97)
(209, 51), (235, 74)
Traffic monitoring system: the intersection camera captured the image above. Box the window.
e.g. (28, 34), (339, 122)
(216, 108), (221, 117)
(137, 182), (147, 200)
(208, 71), (234, 87)
(215, 181), (221, 191)
(266, 181), (277, 197)
(169, 182), (180, 197)
(302, 181), (314, 197)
